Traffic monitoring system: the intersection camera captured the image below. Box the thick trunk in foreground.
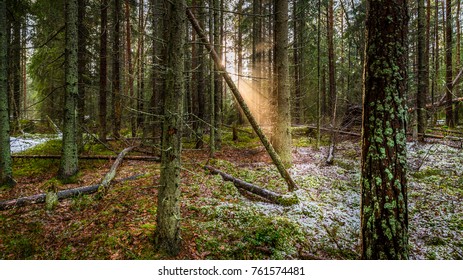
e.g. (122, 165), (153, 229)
(155, 0), (185, 256)
(0, 0), (14, 187)
(187, 8), (298, 192)
(59, 0), (79, 180)
(361, 0), (409, 259)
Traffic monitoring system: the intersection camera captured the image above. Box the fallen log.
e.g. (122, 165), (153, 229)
(12, 154), (160, 161)
(0, 174), (144, 211)
(204, 165), (298, 206)
(1, 146), (138, 211)
(305, 125), (361, 137)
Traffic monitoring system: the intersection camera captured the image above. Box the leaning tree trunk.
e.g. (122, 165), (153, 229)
(155, 0), (185, 256)
(59, 0), (79, 180)
(0, 0), (14, 187)
(187, 8), (298, 192)
(361, 0), (409, 260)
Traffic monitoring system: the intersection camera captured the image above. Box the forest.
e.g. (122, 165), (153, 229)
(0, 0), (462, 260)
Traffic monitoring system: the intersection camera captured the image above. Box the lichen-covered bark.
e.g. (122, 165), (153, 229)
(361, 0), (409, 260)
(0, 0), (15, 187)
(59, 0), (79, 180)
(155, 0), (185, 256)
(272, 0), (292, 166)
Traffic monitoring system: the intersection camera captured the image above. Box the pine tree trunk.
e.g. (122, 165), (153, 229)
(77, 0), (87, 149)
(417, 0), (428, 140)
(272, 0), (291, 166)
(125, 0), (136, 137)
(0, 0), (14, 187)
(455, 0), (461, 124)
(112, 0), (122, 138)
(361, 0), (409, 259)
(99, 0), (108, 142)
(59, 0), (79, 180)
(155, 0), (185, 256)
(213, 0), (222, 151)
(11, 4), (20, 131)
(445, 0), (454, 127)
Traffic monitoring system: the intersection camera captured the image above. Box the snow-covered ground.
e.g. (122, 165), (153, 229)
(10, 134), (59, 153)
(231, 141), (462, 259)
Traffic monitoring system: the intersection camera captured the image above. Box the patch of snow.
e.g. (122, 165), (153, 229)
(10, 134), (59, 153)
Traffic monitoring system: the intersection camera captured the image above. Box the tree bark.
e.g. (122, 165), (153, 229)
(99, 0), (108, 142)
(271, 0), (292, 166)
(0, 0), (15, 187)
(361, 0), (409, 259)
(125, 0), (136, 137)
(112, 0), (122, 138)
(155, 0), (185, 256)
(187, 8), (298, 192)
(59, 0), (79, 180)
(417, 0), (428, 141)
(445, 0), (454, 127)
(77, 0), (87, 149)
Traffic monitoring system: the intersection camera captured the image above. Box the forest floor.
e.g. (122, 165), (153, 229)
(1, 128), (462, 260)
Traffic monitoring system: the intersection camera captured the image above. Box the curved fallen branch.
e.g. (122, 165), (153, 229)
(0, 174), (144, 211)
(1, 146), (138, 211)
(204, 165), (298, 206)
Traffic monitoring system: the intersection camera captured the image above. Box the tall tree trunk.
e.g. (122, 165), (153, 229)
(327, 0), (336, 118)
(213, 0), (222, 151)
(456, 0), (461, 124)
(252, 0), (263, 124)
(99, 0), (108, 142)
(361, 0), (409, 259)
(137, 0), (145, 129)
(0, 0), (14, 187)
(445, 0), (454, 127)
(59, 0), (79, 180)
(155, 0), (185, 256)
(417, 0), (428, 140)
(77, 0), (87, 149)
(432, 0), (440, 123)
(236, 0), (245, 124)
(293, 0), (301, 124)
(12, 4), (20, 131)
(112, 0), (122, 138)
(271, 0), (291, 165)
(125, 0), (135, 137)
(326, 0), (338, 164)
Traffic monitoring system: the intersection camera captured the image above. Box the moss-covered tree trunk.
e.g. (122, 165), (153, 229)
(360, 0), (409, 260)
(0, 0), (15, 187)
(59, 0), (79, 180)
(272, 0), (292, 166)
(155, 0), (185, 256)
(99, 0), (108, 142)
